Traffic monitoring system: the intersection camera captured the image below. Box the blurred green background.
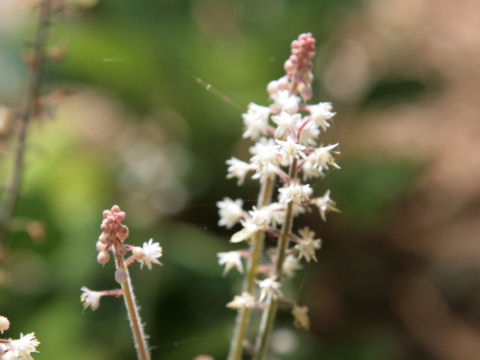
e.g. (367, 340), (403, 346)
(2, 0), (480, 359)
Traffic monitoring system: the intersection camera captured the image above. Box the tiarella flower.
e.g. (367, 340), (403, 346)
(264, 203), (286, 227)
(80, 287), (102, 310)
(270, 90), (300, 114)
(292, 305), (310, 330)
(230, 218), (259, 243)
(300, 158), (323, 181)
(217, 197), (244, 229)
(276, 137), (307, 164)
(295, 227), (322, 262)
(283, 254), (303, 277)
(242, 103), (271, 140)
(272, 111), (301, 139)
(248, 206), (273, 226)
(226, 157), (253, 185)
(278, 183), (313, 206)
(311, 190), (335, 221)
(308, 143), (340, 172)
(308, 102), (335, 131)
(137, 239), (163, 270)
(7, 333), (40, 360)
(257, 278), (283, 303)
(227, 292), (256, 309)
(249, 138), (281, 166)
(297, 117), (320, 146)
(217, 251), (244, 275)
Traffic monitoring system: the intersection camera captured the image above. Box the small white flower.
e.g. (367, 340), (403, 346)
(311, 190), (335, 221)
(137, 239), (163, 270)
(80, 287), (102, 311)
(276, 137), (306, 164)
(270, 90), (300, 114)
(272, 112), (301, 139)
(249, 138), (281, 166)
(308, 102), (335, 131)
(217, 251), (244, 275)
(278, 183), (313, 206)
(248, 206), (272, 226)
(300, 158), (323, 181)
(297, 116), (320, 146)
(8, 333), (40, 360)
(283, 255), (303, 277)
(295, 227), (322, 262)
(226, 157), (253, 185)
(292, 305), (310, 330)
(308, 143), (340, 172)
(257, 278), (283, 303)
(230, 218), (259, 243)
(242, 103), (271, 140)
(217, 197), (244, 229)
(226, 292), (255, 309)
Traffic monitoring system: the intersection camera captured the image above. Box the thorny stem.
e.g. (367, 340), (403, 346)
(228, 176), (275, 360)
(0, 0), (51, 246)
(114, 249), (151, 360)
(253, 159), (298, 360)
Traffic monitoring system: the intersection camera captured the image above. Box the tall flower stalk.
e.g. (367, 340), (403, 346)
(218, 33), (339, 360)
(81, 205), (163, 360)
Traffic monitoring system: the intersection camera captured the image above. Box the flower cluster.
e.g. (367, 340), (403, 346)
(0, 316), (40, 360)
(218, 33), (340, 360)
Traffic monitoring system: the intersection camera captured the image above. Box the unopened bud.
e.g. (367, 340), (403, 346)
(97, 251), (110, 265)
(117, 225), (129, 242)
(115, 269), (127, 284)
(111, 205), (120, 213)
(96, 240), (107, 252)
(0, 316), (10, 333)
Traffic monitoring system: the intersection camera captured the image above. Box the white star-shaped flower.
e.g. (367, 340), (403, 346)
(230, 218), (259, 243)
(226, 157), (253, 185)
(312, 190), (336, 221)
(308, 102), (335, 131)
(295, 227), (322, 262)
(257, 278), (283, 303)
(283, 254), (303, 277)
(242, 103), (271, 140)
(308, 143), (340, 172)
(217, 251), (244, 275)
(137, 239), (163, 270)
(226, 292), (255, 309)
(272, 111), (301, 139)
(7, 332), (40, 360)
(80, 287), (102, 311)
(217, 197), (244, 229)
(270, 90), (300, 114)
(278, 183), (313, 206)
(276, 137), (306, 164)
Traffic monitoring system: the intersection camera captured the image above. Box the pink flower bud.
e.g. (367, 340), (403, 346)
(115, 244), (128, 257)
(117, 225), (129, 242)
(97, 251), (110, 265)
(111, 205), (120, 213)
(115, 269), (127, 284)
(0, 315), (10, 333)
(96, 240), (107, 252)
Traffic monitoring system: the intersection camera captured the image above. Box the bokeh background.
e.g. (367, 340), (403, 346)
(1, 0), (480, 359)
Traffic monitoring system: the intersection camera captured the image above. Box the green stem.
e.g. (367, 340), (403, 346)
(253, 159), (297, 360)
(227, 176), (274, 360)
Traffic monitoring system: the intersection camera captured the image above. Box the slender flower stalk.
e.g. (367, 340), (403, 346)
(219, 33), (340, 360)
(81, 205), (163, 360)
(0, 0), (52, 246)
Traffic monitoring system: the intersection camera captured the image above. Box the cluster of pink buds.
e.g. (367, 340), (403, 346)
(219, 33), (340, 360)
(82, 205), (162, 360)
(0, 315), (40, 359)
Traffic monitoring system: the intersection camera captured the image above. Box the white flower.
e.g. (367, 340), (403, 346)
(308, 143), (340, 172)
(217, 251), (244, 275)
(295, 227), (322, 262)
(292, 305), (310, 330)
(311, 190), (336, 221)
(270, 90), (300, 114)
(248, 206), (272, 226)
(137, 239), (163, 270)
(308, 102), (335, 131)
(7, 333), (40, 360)
(249, 138), (281, 166)
(278, 183), (312, 206)
(226, 292), (255, 309)
(80, 287), (102, 311)
(258, 278), (283, 303)
(272, 112), (301, 139)
(230, 218), (259, 243)
(283, 255), (303, 277)
(276, 137), (306, 164)
(226, 157), (253, 185)
(242, 103), (271, 140)
(300, 158), (323, 181)
(297, 116), (320, 146)
(217, 197), (244, 229)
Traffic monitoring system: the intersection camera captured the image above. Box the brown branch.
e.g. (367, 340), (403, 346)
(0, 0), (52, 246)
